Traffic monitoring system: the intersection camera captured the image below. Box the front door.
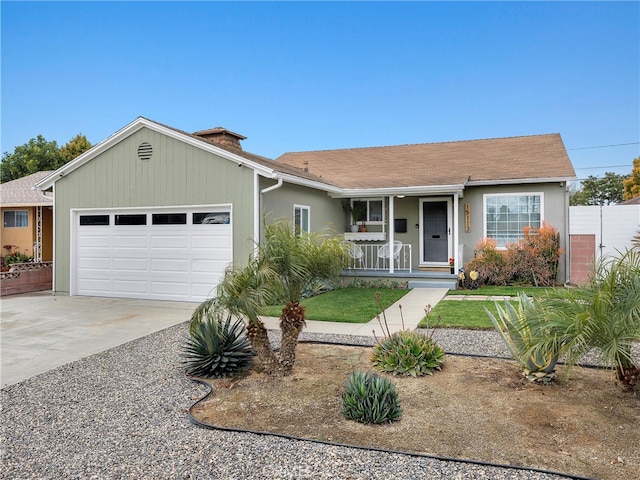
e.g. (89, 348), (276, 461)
(421, 198), (452, 264)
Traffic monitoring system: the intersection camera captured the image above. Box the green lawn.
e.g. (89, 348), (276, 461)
(447, 286), (552, 297)
(418, 299), (516, 329)
(264, 287), (410, 324)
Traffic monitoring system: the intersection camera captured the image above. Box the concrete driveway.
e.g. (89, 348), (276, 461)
(1, 292), (198, 387)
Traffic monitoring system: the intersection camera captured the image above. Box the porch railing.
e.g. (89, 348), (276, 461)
(344, 243), (412, 273)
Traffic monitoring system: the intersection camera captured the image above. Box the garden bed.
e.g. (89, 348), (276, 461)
(190, 343), (639, 480)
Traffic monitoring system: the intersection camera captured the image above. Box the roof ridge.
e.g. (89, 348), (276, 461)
(278, 133), (561, 156)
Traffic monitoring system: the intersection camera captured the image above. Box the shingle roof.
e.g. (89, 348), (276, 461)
(275, 134), (576, 189)
(619, 196), (640, 205)
(146, 118), (332, 186)
(1, 171), (54, 207)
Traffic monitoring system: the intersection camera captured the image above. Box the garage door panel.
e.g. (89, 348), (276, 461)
(151, 235), (188, 249)
(151, 281), (189, 296)
(78, 256), (111, 270)
(77, 278), (112, 293)
(74, 207), (232, 302)
(113, 235), (148, 248)
(113, 257), (149, 272)
(78, 235), (111, 248)
(191, 282), (219, 298)
(191, 259), (227, 273)
(191, 234), (232, 249)
(151, 258), (189, 273)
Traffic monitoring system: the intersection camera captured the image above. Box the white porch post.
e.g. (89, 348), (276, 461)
(389, 195), (395, 274)
(453, 194), (459, 272)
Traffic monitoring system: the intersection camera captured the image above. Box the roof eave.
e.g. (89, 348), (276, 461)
(34, 117), (276, 191)
(466, 176), (576, 187)
(329, 184), (467, 198)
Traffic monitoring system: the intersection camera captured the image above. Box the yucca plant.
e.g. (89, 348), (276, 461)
(183, 311), (254, 378)
(371, 330), (445, 377)
(341, 371), (401, 424)
(485, 292), (560, 384)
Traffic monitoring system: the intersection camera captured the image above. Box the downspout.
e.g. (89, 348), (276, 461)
(255, 176), (283, 247)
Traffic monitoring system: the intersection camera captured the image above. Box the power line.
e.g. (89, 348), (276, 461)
(568, 142), (639, 151)
(575, 164), (631, 170)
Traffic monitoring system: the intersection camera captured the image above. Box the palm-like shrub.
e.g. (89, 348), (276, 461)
(371, 330), (445, 377)
(341, 371), (401, 424)
(485, 292), (560, 384)
(529, 249), (640, 389)
(183, 311), (254, 378)
(196, 219), (345, 376)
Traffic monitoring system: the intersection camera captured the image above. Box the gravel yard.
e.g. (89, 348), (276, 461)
(1, 322), (632, 480)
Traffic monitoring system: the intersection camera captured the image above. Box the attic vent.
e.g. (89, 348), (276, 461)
(137, 142), (153, 161)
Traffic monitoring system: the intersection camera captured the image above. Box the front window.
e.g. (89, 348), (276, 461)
(352, 198), (383, 224)
(294, 205), (310, 234)
(484, 193), (542, 248)
(3, 210), (28, 228)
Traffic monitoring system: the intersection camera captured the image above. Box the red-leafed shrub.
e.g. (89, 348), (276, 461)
(464, 223), (562, 287)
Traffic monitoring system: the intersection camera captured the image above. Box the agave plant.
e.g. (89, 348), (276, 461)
(341, 371), (401, 424)
(183, 311), (254, 378)
(485, 292), (560, 383)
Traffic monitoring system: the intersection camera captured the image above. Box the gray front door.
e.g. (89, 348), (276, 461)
(423, 201), (449, 263)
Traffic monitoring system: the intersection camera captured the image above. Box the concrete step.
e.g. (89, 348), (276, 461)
(408, 279), (457, 290)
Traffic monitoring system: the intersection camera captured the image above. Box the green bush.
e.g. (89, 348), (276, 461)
(183, 311), (254, 378)
(341, 371), (402, 424)
(371, 330), (445, 377)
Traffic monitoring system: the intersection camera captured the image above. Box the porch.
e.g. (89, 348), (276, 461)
(341, 242), (458, 289)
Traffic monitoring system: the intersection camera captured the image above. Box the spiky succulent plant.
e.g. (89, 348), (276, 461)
(371, 330), (445, 377)
(341, 370), (401, 424)
(183, 311), (254, 378)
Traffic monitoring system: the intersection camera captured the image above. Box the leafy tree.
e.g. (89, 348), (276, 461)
(191, 220), (345, 376)
(1, 133), (91, 183)
(59, 134), (92, 163)
(570, 172), (626, 205)
(622, 156), (640, 201)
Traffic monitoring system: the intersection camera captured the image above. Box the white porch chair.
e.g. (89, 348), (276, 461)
(376, 240), (402, 269)
(341, 240), (366, 269)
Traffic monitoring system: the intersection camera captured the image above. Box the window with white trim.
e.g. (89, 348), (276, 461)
(294, 205), (310, 234)
(3, 210), (28, 228)
(484, 193), (542, 248)
(352, 198), (383, 224)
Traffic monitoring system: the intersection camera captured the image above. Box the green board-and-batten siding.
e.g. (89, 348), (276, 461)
(53, 127), (256, 294)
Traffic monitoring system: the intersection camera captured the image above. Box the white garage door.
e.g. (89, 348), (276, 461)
(72, 207), (232, 302)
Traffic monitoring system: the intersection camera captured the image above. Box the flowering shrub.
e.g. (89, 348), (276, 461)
(465, 223), (562, 287)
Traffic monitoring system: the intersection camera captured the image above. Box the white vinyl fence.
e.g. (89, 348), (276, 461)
(570, 205), (640, 260)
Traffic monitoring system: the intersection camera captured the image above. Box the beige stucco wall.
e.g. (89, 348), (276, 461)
(1, 207), (35, 256)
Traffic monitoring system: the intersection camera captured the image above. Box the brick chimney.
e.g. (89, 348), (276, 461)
(192, 127), (246, 151)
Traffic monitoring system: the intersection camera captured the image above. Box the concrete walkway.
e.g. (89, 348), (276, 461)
(1, 288), (448, 387)
(261, 288), (449, 337)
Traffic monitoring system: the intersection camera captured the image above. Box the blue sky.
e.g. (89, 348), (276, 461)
(2, 1), (638, 182)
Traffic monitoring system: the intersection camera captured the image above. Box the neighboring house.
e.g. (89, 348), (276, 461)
(619, 196), (640, 205)
(1, 171), (54, 261)
(35, 117), (576, 302)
